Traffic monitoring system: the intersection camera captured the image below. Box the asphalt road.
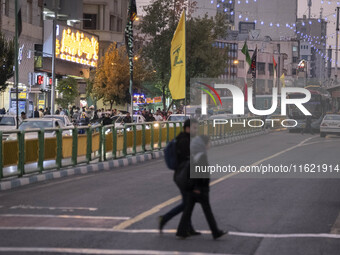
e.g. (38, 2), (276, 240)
(0, 131), (340, 255)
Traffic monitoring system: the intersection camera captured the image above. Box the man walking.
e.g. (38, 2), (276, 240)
(301, 116), (314, 135)
(158, 119), (200, 236)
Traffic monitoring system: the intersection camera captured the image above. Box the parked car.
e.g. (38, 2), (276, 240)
(115, 115), (146, 130)
(7, 118), (66, 140)
(320, 114), (340, 137)
(0, 115), (18, 139)
(43, 115), (74, 128)
(167, 114), (190, 122)
(113, 115), (161, 131)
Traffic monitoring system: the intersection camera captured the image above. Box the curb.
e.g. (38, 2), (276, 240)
(0, 153), (153, 191)
(0, 130), (269, 191)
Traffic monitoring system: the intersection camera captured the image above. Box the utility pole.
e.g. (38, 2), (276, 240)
(335, 7), (340, 83)
(14, 0), (19, 128)
(308, 0), (312, 19)
(51, 0), (59, 114)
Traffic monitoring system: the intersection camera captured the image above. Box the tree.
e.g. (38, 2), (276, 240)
(93, 43), (153, 110)
(0, 32), (15, 92)
(56, 77), (79, 109)
(139, 0), (229, 108)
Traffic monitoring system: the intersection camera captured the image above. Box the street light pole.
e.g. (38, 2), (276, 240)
(51, 0), (58, 114)
(335, 7), (340, 83)
(14, 0), (19, 128)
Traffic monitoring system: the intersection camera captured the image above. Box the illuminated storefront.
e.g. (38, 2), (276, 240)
(42, 22), (99, 109)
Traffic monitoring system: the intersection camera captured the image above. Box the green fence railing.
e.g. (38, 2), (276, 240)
(0, 118), (264, 180)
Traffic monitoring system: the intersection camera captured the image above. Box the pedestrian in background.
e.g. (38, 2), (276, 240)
(158, 119), (200, 236)
(33, 107), (39, 118)
(176, 135), (226, 240)
(301, 116), (314, 135)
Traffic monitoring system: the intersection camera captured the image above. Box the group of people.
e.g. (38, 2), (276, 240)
(159, 119), (227, 240)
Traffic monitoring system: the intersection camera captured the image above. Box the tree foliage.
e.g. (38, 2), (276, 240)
(93, 43), (153, 109)
(138, 0), (230, 108)
(56, 77), (79, 109)
(0, 32), (15, 92)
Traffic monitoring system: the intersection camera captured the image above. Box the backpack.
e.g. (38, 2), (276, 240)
(164, 139), (178, 170)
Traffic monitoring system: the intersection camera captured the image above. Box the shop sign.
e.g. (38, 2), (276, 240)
(56, 25), (99, 67)
(146, 98), (154, 104)
(154, 96), (162, 103)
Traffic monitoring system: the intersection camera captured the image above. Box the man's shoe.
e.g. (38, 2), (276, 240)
(158, 216), (165, 234)
(189, 230), (201, 236)
(213, 230), (227, 240)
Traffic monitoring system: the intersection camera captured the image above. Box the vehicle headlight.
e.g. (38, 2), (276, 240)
(153, 123), (159, 128)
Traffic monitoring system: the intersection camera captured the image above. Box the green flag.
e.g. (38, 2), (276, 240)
(241, 41), (252, 67)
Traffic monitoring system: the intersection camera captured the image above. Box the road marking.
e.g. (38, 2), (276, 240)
(228, 231), (340, 239)
(113, 196), (182, 230)
(113, 137), (316, 230)
(10, 205), (98, 212)
(0, 247), (240, 255)
(0, 214), (130, 220)
(0, 227), (340, 240)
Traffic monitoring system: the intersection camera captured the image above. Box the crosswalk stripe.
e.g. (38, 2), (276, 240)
(0, 227), (340, 239)
(0, 247), (241, 255)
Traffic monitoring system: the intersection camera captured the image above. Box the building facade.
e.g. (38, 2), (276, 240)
(82, 0), (128, 58)
(0, 0), (128, 113)
(0, 0), (44, 114)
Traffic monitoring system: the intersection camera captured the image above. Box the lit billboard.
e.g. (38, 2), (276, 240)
(55, 24), (99, 67)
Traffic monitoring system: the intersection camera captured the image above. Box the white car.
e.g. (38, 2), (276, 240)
(114, 115), (146, 129)
(7, 118), (67, 140)
(113, 115), (160, 131)
(167, 114), (190, 122)
(43, 115), (74, 128)
(0, 115), (18, 139)
(320, 114), (340, 137)
(167, 114), (190, 127)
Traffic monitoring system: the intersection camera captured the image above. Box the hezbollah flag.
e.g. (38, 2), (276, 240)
(169, 11), (186, 100)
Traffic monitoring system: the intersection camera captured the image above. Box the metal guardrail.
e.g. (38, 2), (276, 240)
(0, 119), (264, 180)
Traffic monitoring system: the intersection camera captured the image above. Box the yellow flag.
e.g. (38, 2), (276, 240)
(280, 73), (285, 88)
(169, 11), (186, 100)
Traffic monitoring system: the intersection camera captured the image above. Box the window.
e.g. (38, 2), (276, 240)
(258, 62), (266, 75)
(268, 63), (274, 76)
(293, 56), (298, 63)
(5, 0), (9, 16)
(27, 0), (33, 24)
(238, 60), (244, 69)
(117, 18), (122, 32)
(110, 15), (116, 31)
(239, 22), (255, 34)
(293, 46), (298, 52)
(83, 13), (97, 29)
(114, 0), (119, 14)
